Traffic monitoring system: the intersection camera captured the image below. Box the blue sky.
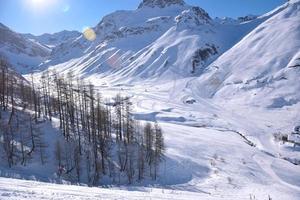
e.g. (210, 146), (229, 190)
(0, 0), (285, 35)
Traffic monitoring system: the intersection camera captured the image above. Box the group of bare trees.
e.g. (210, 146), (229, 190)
(48, 71), (165, 184)
(0, 59), (165, 185)
(0, 58), (47, 168)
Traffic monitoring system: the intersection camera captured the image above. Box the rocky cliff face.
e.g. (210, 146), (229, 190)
(175, 6), (211, 26)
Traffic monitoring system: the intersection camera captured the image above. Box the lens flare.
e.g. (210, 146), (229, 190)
(83, 27), (96, 41)
(62, 5), (70, 13)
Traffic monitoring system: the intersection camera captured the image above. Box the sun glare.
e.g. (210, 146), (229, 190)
(26, 0), (57, 12)
(29, 0), (46, 7)
(31, 0), (44, 5)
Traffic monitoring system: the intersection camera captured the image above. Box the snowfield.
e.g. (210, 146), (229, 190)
(0, 118), (299, 200)
(0, 177), (211, 200)
(0, 177), (248, 200)
(0, 122), (299, 200)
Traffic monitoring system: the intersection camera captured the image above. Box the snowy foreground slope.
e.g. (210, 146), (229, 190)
(0, 122), (299, 200)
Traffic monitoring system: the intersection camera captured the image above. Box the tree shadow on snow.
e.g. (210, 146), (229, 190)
(109, 155), (211, 193)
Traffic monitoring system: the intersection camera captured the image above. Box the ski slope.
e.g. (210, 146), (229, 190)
(0, 121), (299, 199)
(0, 177), (247, 200)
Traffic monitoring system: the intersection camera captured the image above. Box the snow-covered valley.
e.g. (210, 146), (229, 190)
(0, 0), (300, 199)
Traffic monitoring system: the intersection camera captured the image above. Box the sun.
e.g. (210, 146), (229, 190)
(29, 0), (47, 7)
(31, 0), (44, 5)
(26, 0), (57, 11)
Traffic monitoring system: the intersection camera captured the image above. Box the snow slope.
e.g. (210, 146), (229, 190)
(190, 0), (300, 105)
(0, 23), (50, 74)
(0, 121), (299, 199)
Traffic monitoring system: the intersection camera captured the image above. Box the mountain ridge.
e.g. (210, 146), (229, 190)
(23, 30), (81, 48)
(138, 0), (186, 8)
(0, 23), (50, 74)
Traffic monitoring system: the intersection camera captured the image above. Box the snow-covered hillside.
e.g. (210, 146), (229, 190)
(190, 0), (300, 105)
(0, 119), (299, 199)
(0, 23), (50, 74)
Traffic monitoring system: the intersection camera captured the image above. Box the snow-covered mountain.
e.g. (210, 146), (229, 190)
(23, 30), (81, 48)
(0, 23), (50, 74)
(41, 0), (293, 86)
(138, 0), (186, 8)
(44, 0), (216, 72)
(189, 0), (300, 108)
(215, 14), (257, 25)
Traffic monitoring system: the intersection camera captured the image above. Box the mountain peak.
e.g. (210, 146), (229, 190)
(0, 23), (9, 30)
(138, 0), (186, 9)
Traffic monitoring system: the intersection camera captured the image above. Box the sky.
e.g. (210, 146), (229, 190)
(0, 0), (285, 35)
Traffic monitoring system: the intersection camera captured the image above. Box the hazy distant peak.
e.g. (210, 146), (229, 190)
(0, 23), (9, 30)
(138, 0), (186, 9)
